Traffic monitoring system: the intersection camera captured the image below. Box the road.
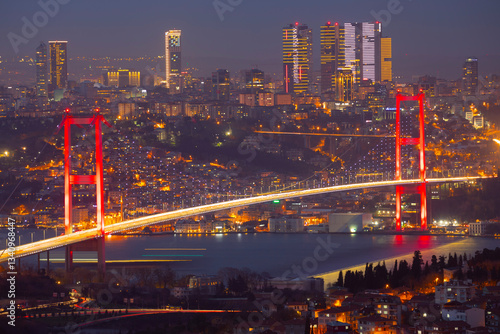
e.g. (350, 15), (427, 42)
(0, 176), (486, 263)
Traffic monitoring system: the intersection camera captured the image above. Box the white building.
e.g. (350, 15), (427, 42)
(328, 213), (372, 233)
(435, 280), (476, 305)
(469, 221), (488, 236)
(442, 303), (485, 328)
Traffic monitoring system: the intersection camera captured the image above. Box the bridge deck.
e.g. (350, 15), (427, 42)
(0, 176), (487, 263)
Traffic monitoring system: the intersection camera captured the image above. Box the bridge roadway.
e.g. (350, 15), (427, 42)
(0, 176), (487, 262)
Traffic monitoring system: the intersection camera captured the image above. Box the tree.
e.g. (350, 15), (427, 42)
(423, 261), (430, 276)
(431, 255), (439, 272)
(374, 262), (388, 288)
(411, 251), (423, 278)
(438, 255), (446, 270)
(365, 263), (375, 289)
(336, 271), (344, 287)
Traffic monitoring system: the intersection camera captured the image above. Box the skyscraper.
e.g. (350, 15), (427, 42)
(165, 30), (182, 88)
(283, 23), (313, 95)
(212, 69), (230, 100)
(463, 57), (478, 95)
(360, 22), (378, 83)
(320, 22), (344, 94)
(343, 22), (360, 84)
(35, 42), (48, 98)
(336, 68), (354, 102)
(244, 69), (265, 93)
(321, 21), (390, 94)
(48, 41), (67, 93)
(379, 37), (392, 82)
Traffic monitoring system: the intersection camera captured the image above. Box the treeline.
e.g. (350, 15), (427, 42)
(335, 247), (500, 294)
(433, 177), (500, 221)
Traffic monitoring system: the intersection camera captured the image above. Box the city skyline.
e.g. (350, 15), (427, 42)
(0, 0), (499, 79)
(2, 2), (500, 333)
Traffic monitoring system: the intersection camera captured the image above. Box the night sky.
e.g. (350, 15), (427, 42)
(1, 0), (499, 79)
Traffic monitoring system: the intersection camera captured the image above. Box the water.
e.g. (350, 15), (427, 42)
(4, 229), (499, 285)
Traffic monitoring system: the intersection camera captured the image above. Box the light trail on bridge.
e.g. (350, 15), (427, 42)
(0, 176), (488, 263)
(254, 130), (395, 138)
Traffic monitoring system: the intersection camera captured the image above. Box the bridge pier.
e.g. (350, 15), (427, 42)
(65, 246), (73, 273)
(420, 183), (428, 231)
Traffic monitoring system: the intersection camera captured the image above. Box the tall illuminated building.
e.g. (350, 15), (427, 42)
(283, 23), (313, 94)
(322, 22), (390, 89)
(360, 22), (378, 83)
(336, 68), (354, 102)
(35, 42), (48, 98)
(320, 22), (344, 94)
(463, 57), (478, 95)
(48, 41), (67, 93)
(165, 30), (182, 88)
(379, 37), (392, 82)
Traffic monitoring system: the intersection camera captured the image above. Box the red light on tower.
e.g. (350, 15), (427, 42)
(335, 22), (339, 26)
(395, 93), (427, 232)
(295, 22), (299, 26)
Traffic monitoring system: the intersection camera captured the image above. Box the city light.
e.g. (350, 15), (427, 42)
(0, 4), (497, 332)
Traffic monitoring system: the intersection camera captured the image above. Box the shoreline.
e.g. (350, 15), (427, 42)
(314, 237), (473, 286)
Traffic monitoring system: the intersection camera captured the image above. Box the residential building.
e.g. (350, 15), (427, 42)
(435, 280), (477, 305)
(357, 315), (397, 334)
(485, 308), (500, 333)
(375, 296), (402, 325)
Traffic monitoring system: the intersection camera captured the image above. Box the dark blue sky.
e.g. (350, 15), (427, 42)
(1, 0), (499, 79)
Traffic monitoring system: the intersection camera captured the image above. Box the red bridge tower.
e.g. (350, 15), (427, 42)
(395, 92), (427, 231)
(58, 108), (111, 272)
